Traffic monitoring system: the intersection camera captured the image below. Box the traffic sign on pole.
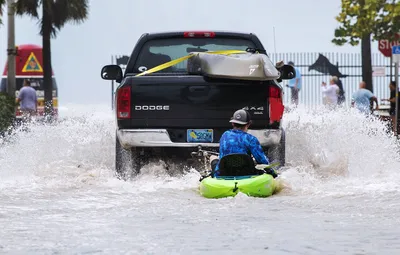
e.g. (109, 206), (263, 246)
(392, 45), (400, 63)
(379, 35), (400, 57)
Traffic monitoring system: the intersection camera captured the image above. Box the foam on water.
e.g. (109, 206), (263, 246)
(1, 103), (400, 199)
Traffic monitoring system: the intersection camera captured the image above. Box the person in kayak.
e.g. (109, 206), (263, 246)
(210, 109), (278, 178)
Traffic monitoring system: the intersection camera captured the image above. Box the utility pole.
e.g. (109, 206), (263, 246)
(6, 0), (16, 98)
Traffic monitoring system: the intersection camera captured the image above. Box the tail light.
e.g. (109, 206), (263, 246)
(117, 86), (131, 118)
(269, 86), (282, 98)
(269, 86), (284, 124)
(183, 31), (216, 38)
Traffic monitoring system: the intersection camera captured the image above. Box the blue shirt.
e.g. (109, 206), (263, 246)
(288, 67), (302, 90)
(18, 86), (37, 111)
(352, 88), (374, 114)
(215, 129), (269, 176)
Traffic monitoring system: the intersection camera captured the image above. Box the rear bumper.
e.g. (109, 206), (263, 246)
(117, 128), (283, 149)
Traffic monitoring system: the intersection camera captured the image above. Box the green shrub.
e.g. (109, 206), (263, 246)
(0, 93), (17, 134)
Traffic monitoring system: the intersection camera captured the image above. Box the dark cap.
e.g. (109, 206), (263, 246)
(229, 109), (251, 125)
(288, 61), (295, 66)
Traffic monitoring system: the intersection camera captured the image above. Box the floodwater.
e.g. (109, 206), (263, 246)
(1, 104), (400, 255)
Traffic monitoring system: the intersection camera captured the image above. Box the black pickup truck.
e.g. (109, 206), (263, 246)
(101, 31), (294, 179)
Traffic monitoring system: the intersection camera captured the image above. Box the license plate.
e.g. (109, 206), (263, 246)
(187, 129), (213, 143)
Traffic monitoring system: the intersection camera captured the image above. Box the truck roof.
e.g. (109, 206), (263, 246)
(139, 30), (259, 39)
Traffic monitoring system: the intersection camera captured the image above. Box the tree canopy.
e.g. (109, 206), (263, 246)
(333, 0), (400, 46)
(14, 0), (88, 37)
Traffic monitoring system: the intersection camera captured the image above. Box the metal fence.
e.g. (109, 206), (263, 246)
(111, 52), (397, 108)
(268, 52), (396, 107)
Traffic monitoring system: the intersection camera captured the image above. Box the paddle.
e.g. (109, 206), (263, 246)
(255, 162), (280, 170)
(255, 162), (281, 178)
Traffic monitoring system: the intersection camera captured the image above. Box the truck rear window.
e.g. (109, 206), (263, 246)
(133, 38), (256, 73)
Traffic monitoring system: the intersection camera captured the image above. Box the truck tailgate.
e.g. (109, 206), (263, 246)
(119, 75), (271, 129)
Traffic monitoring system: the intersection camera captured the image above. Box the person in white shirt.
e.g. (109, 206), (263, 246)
(321, 78), (339, 107)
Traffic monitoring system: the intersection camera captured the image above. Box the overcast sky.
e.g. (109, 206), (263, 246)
(0, 0), (381, 106)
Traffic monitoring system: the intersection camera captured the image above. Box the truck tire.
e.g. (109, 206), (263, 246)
(267, 128), (286, 168)
(115, 137), (141, 180)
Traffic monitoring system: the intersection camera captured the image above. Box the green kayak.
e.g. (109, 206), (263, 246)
(199, 174), (281, 199)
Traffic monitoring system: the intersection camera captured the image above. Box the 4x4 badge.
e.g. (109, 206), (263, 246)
(243, 106), (264, 111)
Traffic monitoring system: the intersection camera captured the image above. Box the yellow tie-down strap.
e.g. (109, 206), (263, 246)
(135, 50), (249, 77)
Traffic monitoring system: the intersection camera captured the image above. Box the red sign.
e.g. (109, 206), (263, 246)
(379, 35), (400, 57)
(2, 44), (54, 76)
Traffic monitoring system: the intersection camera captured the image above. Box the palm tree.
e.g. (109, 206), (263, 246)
(14, 0), (89, 119)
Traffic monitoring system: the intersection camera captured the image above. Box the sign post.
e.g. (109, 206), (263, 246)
(392, 45), (400, 136)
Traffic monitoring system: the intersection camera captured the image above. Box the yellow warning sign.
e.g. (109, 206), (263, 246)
(22, 52), (43, 72)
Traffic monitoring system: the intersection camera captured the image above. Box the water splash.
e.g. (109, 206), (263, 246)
(0, 104), (114, 189)
(279, 105), (400, 197)
(1, 103), (399, 199)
